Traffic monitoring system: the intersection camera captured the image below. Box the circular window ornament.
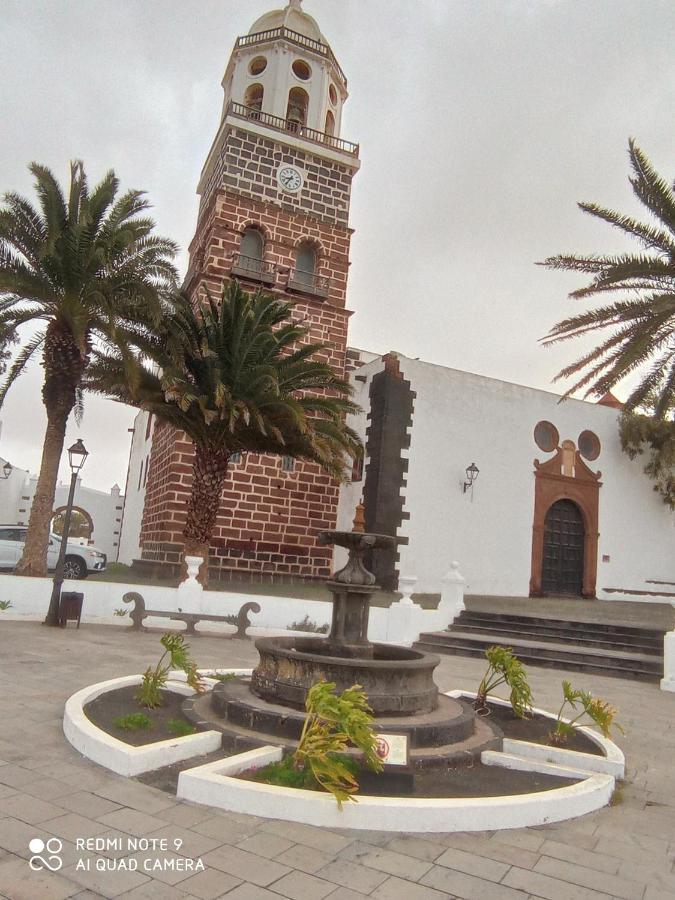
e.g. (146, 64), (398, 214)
(292, 59), (312, 81)
(277, 164), (303, 193)
(578, 430), (601, 461)
(249, 56), (267, 76)
(329, 83), (338, 105)
(534, 421), (559, 453)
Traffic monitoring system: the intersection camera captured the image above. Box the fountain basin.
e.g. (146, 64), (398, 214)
(250, 636), (440, 715)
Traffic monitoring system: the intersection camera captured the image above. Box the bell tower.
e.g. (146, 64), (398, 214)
(138, 0), (360, 582)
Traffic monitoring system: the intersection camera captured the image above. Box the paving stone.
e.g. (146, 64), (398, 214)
(43, 813), (110, 843)
(534, 854), (645, 899)
(92, 783), (175, 815)
(371, 874), (452, 899)
(421, 864), (530, 900)
(315, 858), (388, 893)
(20, 777), (76, 801)
(222, 884), (282, 900)
(125, 850), (201, 885)
(273, 843), (337, 875)
(503, 865), (613, 900)
(58, 792), (123, 819)
(644, 887), (675, 900)
(594, 832), (672, 862)
(617, 859), (675, 891)
(175, 865), (242, 899)
(0, 765), (38, 790)
(151, 803), (214, 829)
(140, 824), (221, 860)
(0, 785), (18, 800)
(236, 831), (296, 859)
(385, 836), (448, 862)
(0, 816), (45, 857)
(319, 890), (369, 900)
(0, 853), (81, 900)
(191, 815), (259, 843)
(61, 861), (150, 898)
(339, 842), (432, 880)
(266, 868), (336, 899)
(258, 819), (353, 853)
(96, 809), (168, 837)
(0, 791), (67, 825)
(115, 881), (187, 899)
(434, 845), (510, 882)
(202, 844), (291, 887)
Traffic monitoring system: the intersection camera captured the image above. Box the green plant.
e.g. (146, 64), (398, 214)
(113, 608), (127, 617)
(136, 633), (205, 709)
(0, 600), (12, 610)
(475, 645), (533, 718)
(549, 680), (624, 746)
(113, 713), (151, 732)
(288, 615), (329, 634)
(293, 681), (383, 809)
(620, 411), (674, 508)
(213, 672), (238, 682)
(249, 753), (359, 791)
(166, 718), (196, 737)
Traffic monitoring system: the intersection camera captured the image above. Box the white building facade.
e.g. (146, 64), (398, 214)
(336, 352), (674, 600)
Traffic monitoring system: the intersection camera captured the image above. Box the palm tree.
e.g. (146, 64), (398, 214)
(86, 281), (361, 582)
(541, 139), (675, 418)
(0, 161), (178, 576)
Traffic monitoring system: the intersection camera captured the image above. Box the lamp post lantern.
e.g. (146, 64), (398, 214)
(44, 439), (89, 627)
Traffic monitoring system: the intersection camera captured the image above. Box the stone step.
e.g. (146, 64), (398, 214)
(447, 623), (662, 655)
(455, 610), (664, 642)
(414, 633), (662, 682)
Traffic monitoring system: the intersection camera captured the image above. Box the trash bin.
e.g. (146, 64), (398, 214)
(59, 591), (83, 628)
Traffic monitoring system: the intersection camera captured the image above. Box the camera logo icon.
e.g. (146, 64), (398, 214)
(29, 837), (63, 872)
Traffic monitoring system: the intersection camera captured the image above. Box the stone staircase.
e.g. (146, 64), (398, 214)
(415, 608), (666, 682)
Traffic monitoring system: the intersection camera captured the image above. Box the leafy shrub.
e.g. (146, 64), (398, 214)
(292, 681), (383, 808)
(288, 615), (329, 634)
(250, 752), (359, 791)
(113, 608), (127, 617)
(213, 672), (237, 682)
(0, 600), (12, 611)
(549, 680), (623, 746)
(113, 713), (152, 731)
(167, 718), (197, 737)
(136, 633), (205, 709)
(475, 645), (533, 718)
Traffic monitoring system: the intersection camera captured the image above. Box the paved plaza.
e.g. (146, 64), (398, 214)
(0, 620), (673, 900)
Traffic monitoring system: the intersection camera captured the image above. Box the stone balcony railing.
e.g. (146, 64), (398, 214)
(228, 102), (359, 157)
(235, 26), (347, 86)
(230, 253), (276, 286)
(287, 269), (330, 299)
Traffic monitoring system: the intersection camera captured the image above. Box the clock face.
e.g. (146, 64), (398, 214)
(277, 165), (303, 193)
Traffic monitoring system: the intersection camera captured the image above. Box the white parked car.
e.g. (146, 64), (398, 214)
(0, 525), (107, 579)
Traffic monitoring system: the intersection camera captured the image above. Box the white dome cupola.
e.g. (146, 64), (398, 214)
(220, 0), (349, 141)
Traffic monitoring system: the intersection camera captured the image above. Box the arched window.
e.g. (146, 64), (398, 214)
(295, 242), (316, 286)
(239, 227), (264, 274)
(324, 110), (335, 136)
(244, 83), (264, 117)
(286, 87), (309, 131)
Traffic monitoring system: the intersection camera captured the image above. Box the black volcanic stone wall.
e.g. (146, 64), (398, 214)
(362, 354), (415, 591)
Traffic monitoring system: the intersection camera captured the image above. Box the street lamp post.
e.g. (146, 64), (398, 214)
(44, 439), (89, 627)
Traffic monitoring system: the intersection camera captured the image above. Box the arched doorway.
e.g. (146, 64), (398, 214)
(52, 506), (93, 541)
(542, 499), (584, 595)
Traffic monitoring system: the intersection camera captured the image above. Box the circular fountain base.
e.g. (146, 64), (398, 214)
(184, 677), (503, 770)
(251, 636), (440, 716)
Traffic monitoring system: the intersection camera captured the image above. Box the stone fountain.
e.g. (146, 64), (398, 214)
(185, 506), (502, 769)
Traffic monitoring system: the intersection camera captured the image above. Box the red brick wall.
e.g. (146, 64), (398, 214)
(138, 126), (356, 580)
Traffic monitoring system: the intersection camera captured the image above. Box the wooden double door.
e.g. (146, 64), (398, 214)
(541, 499), (585, 596)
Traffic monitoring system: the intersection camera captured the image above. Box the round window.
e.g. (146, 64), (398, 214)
(292, 59), (312, 81)
(534, 421), (559, 453)
(578, 430), (601, 461)
(329, 83), (338, 105)
(249, 56), (267, 76)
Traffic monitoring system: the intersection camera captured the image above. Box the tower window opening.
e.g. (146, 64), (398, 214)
(292, 59), (312, 81)
(286, 87), (309, 132)
(244, 83), (264, 117)
(329, 83), (338, 105)
(295, 242), (317, 286)
(238, 227), (264, 274)
(282, 455), (295, 472)
(324, 110), (335, 136)
(249, 56), (267, 76)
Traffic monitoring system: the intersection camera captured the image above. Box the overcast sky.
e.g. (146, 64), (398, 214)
(1, 0), (674, 492)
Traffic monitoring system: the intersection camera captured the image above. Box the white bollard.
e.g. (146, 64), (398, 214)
(386, 575), (421, 646)
(661, 629), (675, 693)
(177, 555), (205, 613)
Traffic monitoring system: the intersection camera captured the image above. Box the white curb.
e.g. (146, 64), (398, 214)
(176, 744), (615, 833)
(63, 675), (222, 777)
(445, 690), (625, 778)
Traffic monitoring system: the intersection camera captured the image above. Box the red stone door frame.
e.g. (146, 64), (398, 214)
(529, 449), (601, 598)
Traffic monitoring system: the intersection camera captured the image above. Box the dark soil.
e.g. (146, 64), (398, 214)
(138, 749), (230, 793)
(237, 755), (579, 799)
(483, 701), (604, 756)
(84, 685), (197, 747)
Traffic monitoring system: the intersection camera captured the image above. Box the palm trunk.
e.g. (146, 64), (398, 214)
(183, 444), (230, 587)
(14, 321), (87, 577)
